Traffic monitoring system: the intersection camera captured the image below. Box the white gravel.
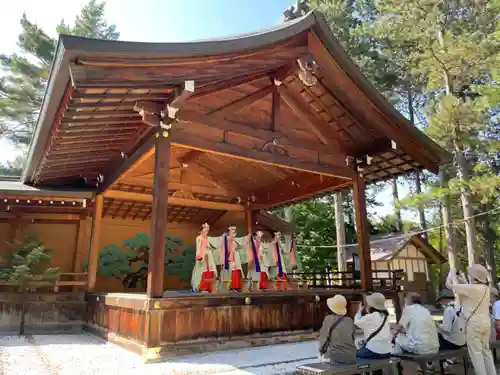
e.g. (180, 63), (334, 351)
(0, 333), (319, 375)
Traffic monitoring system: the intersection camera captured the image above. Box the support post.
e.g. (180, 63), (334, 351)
(333, 192), (347, 273)
(245, 209), (254, 235)
(73, 215), (91, 272)
(147, 131), (171, 298)
(87, 195), (104, 291)
(352, 174), (373, 291)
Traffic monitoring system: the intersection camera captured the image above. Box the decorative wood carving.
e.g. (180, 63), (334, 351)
(171, 189), (196, 200)
(258, 139), (291, 158)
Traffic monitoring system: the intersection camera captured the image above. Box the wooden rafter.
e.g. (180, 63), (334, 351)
(279, 83), (346, 153)
(104, 189), (245, 211)
(208, 85), (274, 116)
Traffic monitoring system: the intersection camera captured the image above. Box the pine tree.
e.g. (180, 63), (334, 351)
(0, 1), (119, 148)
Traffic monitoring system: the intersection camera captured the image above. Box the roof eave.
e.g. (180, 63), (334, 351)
(310, 12), (450, 173)
(22, 38), (71, 185)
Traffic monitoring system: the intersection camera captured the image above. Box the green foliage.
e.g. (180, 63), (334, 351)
(0, 236), (60, 289)
(94, 232), (195, 286)
(0, 0), (119, 146)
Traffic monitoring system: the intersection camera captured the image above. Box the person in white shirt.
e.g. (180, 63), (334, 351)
(393, 293), (439, 355)
(354, 292), (392, 375)
(435, 289), (466, 349)
(446, 265), (496, 375)
(492, 286), (500, 341)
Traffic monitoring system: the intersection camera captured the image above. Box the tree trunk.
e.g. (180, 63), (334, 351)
(483, 203), (497, 285)
(391, 177), (403, 232)
(333, 192), (347, 272)
(415, 171), (428, 241)
(455, 149), (477, 266)
(438, 203), (444, 289)
(440, 168), (458, 269)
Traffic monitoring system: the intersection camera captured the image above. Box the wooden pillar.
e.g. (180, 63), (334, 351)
(147, 132), (171, 298)
(245, 209), (254, 235)
(333, 192), (347, 272)
(87, 195), (104, 291)
(352, 174), (373, 291)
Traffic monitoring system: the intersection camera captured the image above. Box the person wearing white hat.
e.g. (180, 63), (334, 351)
(446, 265), (496, 375)
(318, 295), (356, 364)
(354, 293), (392, 375)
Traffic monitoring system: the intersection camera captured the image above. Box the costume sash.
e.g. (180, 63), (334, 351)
(196, 235), (208, 260)
(250, 236), (261, 273)
(223, 234), (230, 271)
(275, 242), (284, 277)
(289, 236), (297, 266)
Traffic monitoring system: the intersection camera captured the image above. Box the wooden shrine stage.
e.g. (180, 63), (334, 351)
(84, 289), (385, 360)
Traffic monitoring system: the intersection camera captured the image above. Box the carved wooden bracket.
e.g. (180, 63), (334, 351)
(258, 139), (291, 158)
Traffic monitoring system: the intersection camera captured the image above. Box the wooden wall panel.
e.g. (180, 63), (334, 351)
(19, 223), (78, 272)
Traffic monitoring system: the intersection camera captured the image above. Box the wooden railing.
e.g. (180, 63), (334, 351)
(291, 269), (405, 291)
(0, 272), (88, 292)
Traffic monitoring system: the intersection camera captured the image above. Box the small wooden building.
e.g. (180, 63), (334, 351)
(0, 10), (450, 357)
(347, 232), (447, 296)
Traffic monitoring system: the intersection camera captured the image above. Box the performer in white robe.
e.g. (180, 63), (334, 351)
(191, 223), (217, 292)
(220, 226), (243, 290)
(270, 231), (288, 290)
(246, 231), (269, 290)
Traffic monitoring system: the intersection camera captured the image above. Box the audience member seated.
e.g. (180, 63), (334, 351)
(354, 292), (392, 375)
(492, 286), (500, 340)
(436, 289), (466, 350)
(318, 295), (356, 365)
(393, 293), (439, 372)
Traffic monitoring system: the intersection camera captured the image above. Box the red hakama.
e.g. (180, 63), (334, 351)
(260, 272), (269, 289)
(231, 269), (242, 289)
(199, 271), (215, 292)
(276, 274), (287, 290)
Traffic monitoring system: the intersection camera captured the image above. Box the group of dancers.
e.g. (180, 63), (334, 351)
(191, 223), (296, 292)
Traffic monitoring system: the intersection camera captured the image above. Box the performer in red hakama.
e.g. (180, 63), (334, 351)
(192, 223), (217, 292)
(247, 231), (268, 290)
(221, 226), (242, 291)
(272, 231), (288, 290)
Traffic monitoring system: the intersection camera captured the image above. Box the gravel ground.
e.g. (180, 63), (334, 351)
(0, 334), (320, 375)
(1, 333), (491, 374)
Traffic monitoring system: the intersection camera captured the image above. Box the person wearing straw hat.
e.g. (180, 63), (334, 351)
(354, 293), (392, 375)
(446, 265), (496, 375)
(318, 295), (356, 364)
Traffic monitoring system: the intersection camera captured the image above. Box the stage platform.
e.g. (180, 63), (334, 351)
(84, 289), (401, 361)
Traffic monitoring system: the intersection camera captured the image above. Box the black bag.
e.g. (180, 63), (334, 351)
(320, 316), (345, 354)
(361, 313), (388, 348)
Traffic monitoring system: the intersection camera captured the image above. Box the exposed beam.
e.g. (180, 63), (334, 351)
(178, 111), (345, 165)
(307, 32), (439, 173)
(67, 102), (135, 109)
(279, 83), (346, 153)
(103, 189), (245, 211)
(271, 84), (280, 132)
(122, 178), (237, 197)
(99, 135), (155, 192)
(64, 110), (139, 118)
(208, 85), (274, 116)
(253, 173), (352, 208)
(170, 130), (355, 179)
(60, 117), (142, 125)
(0, 213), (82, 221)
(71, 93), (172, 101)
